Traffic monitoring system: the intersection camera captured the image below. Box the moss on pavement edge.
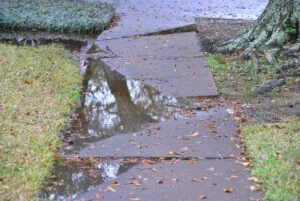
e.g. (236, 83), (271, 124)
(0, 44), (81, 200)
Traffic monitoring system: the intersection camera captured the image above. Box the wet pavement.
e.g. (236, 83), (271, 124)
(97, 32), (217, 97)
(93, 0), (268, 40)
(41, 0), (269, 200)
(72, 159), (262, 201)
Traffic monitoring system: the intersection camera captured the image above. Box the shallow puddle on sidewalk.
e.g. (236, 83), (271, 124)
(40, 158), (138, 200)
(40, 58), (183, 200)
(60, 59), (179, 155)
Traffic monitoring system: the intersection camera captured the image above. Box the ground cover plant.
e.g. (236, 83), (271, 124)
(0, 44), (81, 200)
(242, 120), (299, 201)
(0, 0), (115, 33)
(206, 54), (299, 200)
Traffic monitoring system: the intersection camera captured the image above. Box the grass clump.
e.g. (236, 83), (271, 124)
(0, 44), (81, 200)
(242, 120), (300, 201)
(0, 0), (115, 33)
(206, 54), (280, 98)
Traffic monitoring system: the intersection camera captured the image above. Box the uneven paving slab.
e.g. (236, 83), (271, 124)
(93, 0), (268, 40)
(75, 159), (263, 201)
(102, 57), (217, 97)
(97, 32), (217, 97)
(60, 108), (241, 159)
(97, 32), (204, 58)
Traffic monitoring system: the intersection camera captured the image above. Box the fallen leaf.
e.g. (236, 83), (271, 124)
(227, 109), (234, 114)
(111, 180), (120, 186)
(130, 180), (142, 186)
(207, 124), (217, 129)
(95, 194), (103, 199)
(176, 136), (190, 140)
(170, 178), (179, 182)
(24, 79), (33, 84)
(187, 132), (199, 137)
(231, 175), (238, 179)
(168, 151), (180, 155)
(205, 167), (215, 171)
(249, 186), (259, 191)
(197, 195), (207, 200)
(248, 177), (260, 183)
(106, 186), (116, 192)
(151, 168), (159, 172)
(191, 177), (210, 182)
(223, 188), (234, 193)
(240, 161), (252, 167)
(157, 179), (164, 184)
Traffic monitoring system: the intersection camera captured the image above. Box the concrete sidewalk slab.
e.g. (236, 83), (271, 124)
(76, 159), (263, 201)
(97, 32), (203, 58)
(97, 32), (218, 97)
(101, 57), (217, 97)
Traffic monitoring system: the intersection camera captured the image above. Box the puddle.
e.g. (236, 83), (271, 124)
(39, 57), (186, 200)
(39, 158), (137, 201)
(61, 59), (179, 155)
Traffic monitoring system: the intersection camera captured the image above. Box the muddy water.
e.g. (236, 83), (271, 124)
(40, 56), (182, 200)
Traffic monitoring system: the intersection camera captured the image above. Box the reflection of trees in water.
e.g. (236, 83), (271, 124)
(40, 162), (102, 200)
(73, 59), (176, 142)
(40, 160), (134, 200)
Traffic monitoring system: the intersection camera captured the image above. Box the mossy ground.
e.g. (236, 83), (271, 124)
(206, 54), (299, 200)
(0, 0), (115, 33)
(0, 44), (81, 200)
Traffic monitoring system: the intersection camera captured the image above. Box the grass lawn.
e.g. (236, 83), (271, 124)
(0, 0), (115, 33)
(206, 54), (300, 200)
(0, 44), (81, 200)
(242, 120), (300, 201)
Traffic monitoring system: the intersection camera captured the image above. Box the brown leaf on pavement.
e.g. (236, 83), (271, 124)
(111, 180), (120, 186)
(207, 124), (217, 129)
(248, 177), (260, 183)
(223, 188), (234, 193)
(197, 195), (207, 200)
(187, 132), (199, 137)
(168, 151), (180, 155)
(191, 177), (210, 182)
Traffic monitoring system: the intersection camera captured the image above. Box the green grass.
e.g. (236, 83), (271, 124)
(206, 54), (280, 98)
(206, 54), (300, 100)
(242, 120), (300, 201)
(0, 0), (115, 33)
(0, 44), (81, 200)
(206, 54), (300, 200)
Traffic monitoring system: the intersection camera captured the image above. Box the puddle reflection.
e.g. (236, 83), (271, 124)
(63, 59), (177, 153)
(40, 159), (136, 201)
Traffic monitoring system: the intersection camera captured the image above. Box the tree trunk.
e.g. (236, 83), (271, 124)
(214, 0), (300, 54)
